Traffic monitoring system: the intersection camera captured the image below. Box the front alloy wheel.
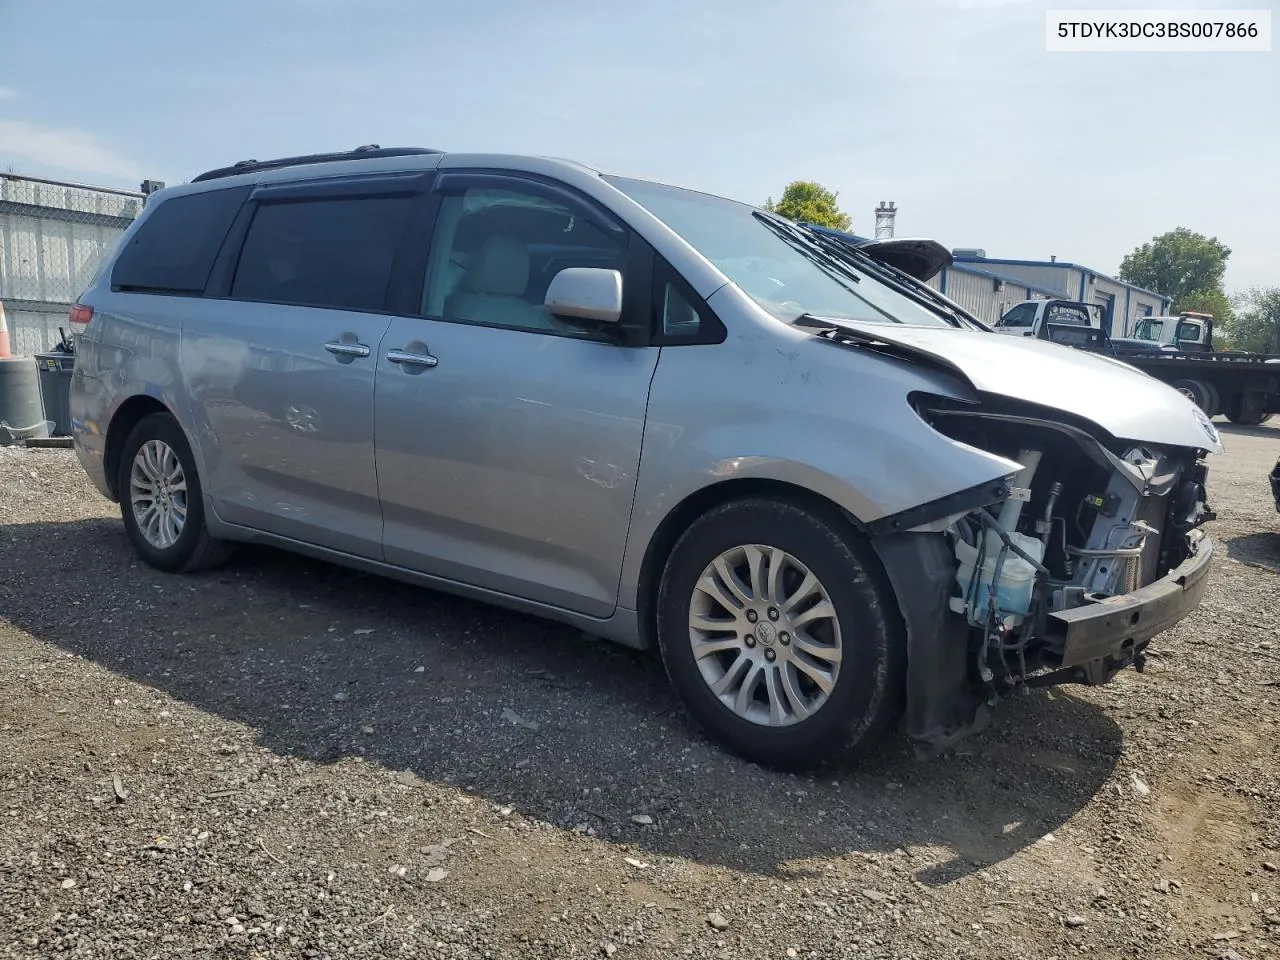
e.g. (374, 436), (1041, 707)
(657, 498), (904, 770)
(689, 545), (842, 726)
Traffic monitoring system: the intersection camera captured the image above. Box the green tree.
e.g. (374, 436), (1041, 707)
(1224, 287), (1280, 355)
(1118, 228), (1231, 304)
(763, 181), (852, 232)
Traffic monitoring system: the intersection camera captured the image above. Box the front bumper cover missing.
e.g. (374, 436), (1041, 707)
(1044, 531), (1213, 671)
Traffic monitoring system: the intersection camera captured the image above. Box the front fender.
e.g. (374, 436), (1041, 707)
(617, 286), (1024, 609)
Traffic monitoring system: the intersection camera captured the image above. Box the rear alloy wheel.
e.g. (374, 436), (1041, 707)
(130, 439), (188, 550)
(657, 498), (904, 770)
(117, 413), (234, 573)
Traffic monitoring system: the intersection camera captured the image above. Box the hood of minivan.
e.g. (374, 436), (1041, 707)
(804, 318), (1224, 454)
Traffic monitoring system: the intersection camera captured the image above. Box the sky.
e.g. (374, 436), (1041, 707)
(1, 0), (1276, 292)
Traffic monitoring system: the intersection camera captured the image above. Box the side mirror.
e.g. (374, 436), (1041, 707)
(545, 267), (623, 325)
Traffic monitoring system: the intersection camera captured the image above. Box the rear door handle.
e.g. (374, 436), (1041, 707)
(324, 340), (371, 358)
(387, 347), (439, 368)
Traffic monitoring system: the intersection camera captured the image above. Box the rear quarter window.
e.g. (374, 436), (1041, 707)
(110, 186), (250, 294)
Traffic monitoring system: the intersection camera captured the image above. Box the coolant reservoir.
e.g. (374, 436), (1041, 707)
(951, 531), (1045, 626)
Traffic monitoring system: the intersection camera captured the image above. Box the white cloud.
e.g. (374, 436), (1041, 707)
(0, 119), (142, 180)
(0, 87), (16, 100)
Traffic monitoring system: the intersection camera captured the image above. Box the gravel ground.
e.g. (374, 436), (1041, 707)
(1, 425), (1278, 959)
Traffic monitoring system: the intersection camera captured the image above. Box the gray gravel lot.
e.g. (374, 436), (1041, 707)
(1, 424), (1278, 959)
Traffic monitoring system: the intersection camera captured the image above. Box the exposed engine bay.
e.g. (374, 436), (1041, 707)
(873, 394), (1217, 754)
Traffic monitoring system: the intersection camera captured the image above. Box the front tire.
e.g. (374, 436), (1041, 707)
(656, 498), (904, 770)
(117, 412), (234, 573)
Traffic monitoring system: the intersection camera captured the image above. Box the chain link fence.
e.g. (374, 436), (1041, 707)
(0, 173), (144, 355)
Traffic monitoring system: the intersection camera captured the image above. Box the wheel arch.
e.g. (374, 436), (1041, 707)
(103, 395), (176, 501)
(633, 477), (892, 651)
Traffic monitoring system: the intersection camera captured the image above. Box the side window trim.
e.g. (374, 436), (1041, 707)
(384, 186), (442, 317)
(251, 171), (434, 203)
(434, 170), (626, 240)
(204, 199), (260, 298)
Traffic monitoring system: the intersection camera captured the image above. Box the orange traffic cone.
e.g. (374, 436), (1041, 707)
(0, 302), (11, 358)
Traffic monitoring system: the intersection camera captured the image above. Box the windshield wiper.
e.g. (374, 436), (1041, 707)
(752, 212), (864, 297)
(753, 212), (969, 329)
(796, 227), (981, 330)
(756, 214), (912, 325)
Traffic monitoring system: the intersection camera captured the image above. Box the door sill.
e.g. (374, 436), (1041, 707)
(206, 518), (646, 649)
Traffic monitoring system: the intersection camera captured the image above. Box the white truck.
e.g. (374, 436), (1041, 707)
(991, 298), (1108, 351)
(992, 300), (1279, 423)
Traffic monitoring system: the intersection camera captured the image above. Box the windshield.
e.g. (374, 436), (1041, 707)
(605, 176), (959, 328)
(1133, 319), (1164, 341)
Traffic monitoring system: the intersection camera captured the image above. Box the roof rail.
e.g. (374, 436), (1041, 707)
(190, 145), (444, 183)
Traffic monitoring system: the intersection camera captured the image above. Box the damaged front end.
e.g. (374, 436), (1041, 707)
(873, 394), (1217, 755)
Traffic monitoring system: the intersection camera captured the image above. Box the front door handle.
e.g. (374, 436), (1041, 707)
(324, 340), (372, 359)
(387, 347), (439, 368)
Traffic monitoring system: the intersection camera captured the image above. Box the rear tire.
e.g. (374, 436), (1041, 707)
(117, 412), (234, 573)
(656, 498), (905, 770)
(1202, 382), (1221, 419)
(1225, 392), (1270, 426)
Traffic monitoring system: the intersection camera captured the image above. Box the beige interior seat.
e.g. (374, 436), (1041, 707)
(445, 235), (554, 330)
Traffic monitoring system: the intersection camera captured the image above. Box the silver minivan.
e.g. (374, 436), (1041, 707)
(69, 146), (1221, 769)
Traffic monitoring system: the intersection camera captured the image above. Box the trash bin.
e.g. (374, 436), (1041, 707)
(34, 348), (75, 438)
(0, 356), (49, 445)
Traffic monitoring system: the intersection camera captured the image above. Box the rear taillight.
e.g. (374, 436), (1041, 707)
(68, 303), (94, 334)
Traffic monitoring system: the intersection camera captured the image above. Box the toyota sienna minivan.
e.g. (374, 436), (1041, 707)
(69, 145), (1220, 769)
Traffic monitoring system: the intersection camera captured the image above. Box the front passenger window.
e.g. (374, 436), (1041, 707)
(422, 186), (626, 335)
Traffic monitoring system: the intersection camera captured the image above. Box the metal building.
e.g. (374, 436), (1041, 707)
(933, 254), (1171, 334)
(924, 262), (1071, 325)
(0, 173), (144, 354)
(814, 216), (1172, 332)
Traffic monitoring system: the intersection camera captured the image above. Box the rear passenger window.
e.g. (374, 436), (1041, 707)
(111, 187), (249, 294)
(231, 197), (416, 312)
